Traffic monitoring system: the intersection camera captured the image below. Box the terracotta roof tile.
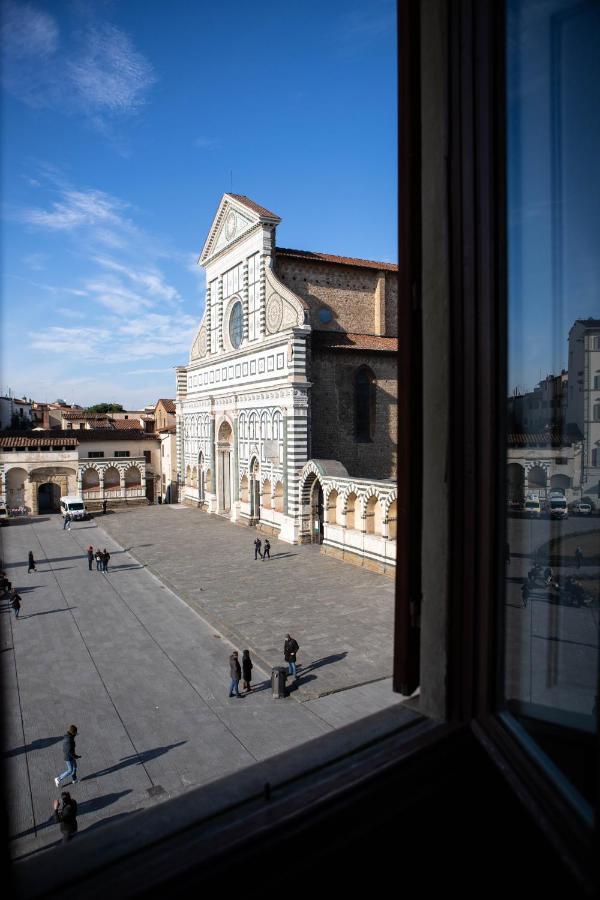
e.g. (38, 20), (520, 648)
(311, 331), (398, 352)
(62, 411), (109, 420)
(111, 419), (143, 430)
(507, 428), (581, 446)
(0, 435), (79, 447)
(276, 247), (397, 272)
(156, 399), (176, 413)
(226, 194), (280, 221)
(0, 429), (157, 442)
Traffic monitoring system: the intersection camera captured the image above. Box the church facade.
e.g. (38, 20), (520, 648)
(176, 194), (398, 572)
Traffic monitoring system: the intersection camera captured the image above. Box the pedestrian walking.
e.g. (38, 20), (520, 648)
(284, 633), (299, 678)
(229, 651), (243, 698)
(263, 539), (271, 560)
(53, 791), (78, 845)
(11, 590), (22, 620)
(254, 537), (263, 560)
(95, 549), (103, 571)
(63, 513), (71, 531)
(87, 546), (94, 571)
(575, 546), (583, 569)
(102, 499), (107, 515)
(102, 549), (110, 572)
(521, 582), (529, 609)
(27, 550), (36, 573)
(54, 725), (81, 787)
(242, 649), (253, 692)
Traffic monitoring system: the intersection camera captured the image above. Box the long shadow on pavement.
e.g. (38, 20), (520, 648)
(20, 608), (76, 619)
(2, 550), (129, 569)
(4, 735), (62, 759)
(82, 742), (187, 780)
(9, 791), (133, 841)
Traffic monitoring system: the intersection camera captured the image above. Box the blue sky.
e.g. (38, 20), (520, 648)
(507, 0), (600, 395)
(1, 0), (397, 409)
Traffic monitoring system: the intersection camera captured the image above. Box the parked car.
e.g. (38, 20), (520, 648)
(573, 502), (593, 516)
(0, 506), (8, 525)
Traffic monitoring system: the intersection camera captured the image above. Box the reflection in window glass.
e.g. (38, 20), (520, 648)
(504, 0), (600, 813)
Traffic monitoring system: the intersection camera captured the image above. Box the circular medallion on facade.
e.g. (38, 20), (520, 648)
(225, 211), (237, 241)
(266, 293), (283, 333)
(197, 326), (207, 358)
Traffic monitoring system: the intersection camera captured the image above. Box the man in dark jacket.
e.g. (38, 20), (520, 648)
(284, 634), (299, 678)
(229, 651), (243, 698)
(55, 725), (81, 787)
(102, 549), (110, 572)
(53, 791), (78, 844)
(254, 537), (262, 560)
(11, 590), (22, 620)
(87, 546), (94, 571)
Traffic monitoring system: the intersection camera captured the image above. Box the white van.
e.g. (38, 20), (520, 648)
(523, 495), (543, 517)
(60, 496), (88, 521)
(549, 495), (568, 519)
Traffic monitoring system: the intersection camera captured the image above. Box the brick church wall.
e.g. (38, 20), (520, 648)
(308, 347), (398, 480)
(275, 257), (398, 338)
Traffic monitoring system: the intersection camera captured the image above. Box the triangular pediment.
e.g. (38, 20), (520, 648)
(199, 194), (280, 265)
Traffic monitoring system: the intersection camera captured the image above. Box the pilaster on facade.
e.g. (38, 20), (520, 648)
(217, 276), (224, 351)
(206, 282), (212, 354)
(259, 253), (266, 340)
(242, 259), (249, 343)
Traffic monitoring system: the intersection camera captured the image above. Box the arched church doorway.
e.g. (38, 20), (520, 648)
(301, 472), (324, 544)
(38, 482), (61, 513)
(311, 481), (324, 543)
(217, 421), (233, 513)
(249, 457), (260, 521)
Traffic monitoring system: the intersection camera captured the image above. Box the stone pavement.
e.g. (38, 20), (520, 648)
(97, 504), (396, 699)
(1, 513), (413, 860)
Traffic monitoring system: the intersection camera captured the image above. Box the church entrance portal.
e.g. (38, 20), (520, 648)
(301, 473), (324, 544)
(217, 421), (233, 513)
(38, 482), (61, 513)
(311, 481), (324, 544)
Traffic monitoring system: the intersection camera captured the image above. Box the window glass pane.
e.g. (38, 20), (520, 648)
(504, 0), (600, 812)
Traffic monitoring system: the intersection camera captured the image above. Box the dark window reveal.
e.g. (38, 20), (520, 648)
(355, 366), (376, 442)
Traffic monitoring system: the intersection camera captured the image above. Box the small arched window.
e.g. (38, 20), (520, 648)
(355, 366), (376, 442)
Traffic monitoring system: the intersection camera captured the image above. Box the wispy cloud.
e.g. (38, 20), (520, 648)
(22, 252), (48, 271)
(193, 136), (220, 150)
(57, 307), (86, 319)
(92, 256), (181, 303)
(68, 22), (156, 115)
(9, 168), (202, 392)
(2, 1), (156, 129)
(28, 314), (196, 364)
(18, 188), (135, 233)
(336, 1), (395, 53)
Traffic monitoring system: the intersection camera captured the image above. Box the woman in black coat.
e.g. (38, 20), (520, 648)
(28, 550), (36, 573)
(242, 649), (253, 692)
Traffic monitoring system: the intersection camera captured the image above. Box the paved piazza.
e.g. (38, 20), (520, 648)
(1, 509), (407, 859)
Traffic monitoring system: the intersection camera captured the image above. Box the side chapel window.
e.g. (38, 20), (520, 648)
(355, 366), (376, 442)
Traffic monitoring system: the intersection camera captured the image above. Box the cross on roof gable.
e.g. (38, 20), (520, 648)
(199, 193), (281, 266)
